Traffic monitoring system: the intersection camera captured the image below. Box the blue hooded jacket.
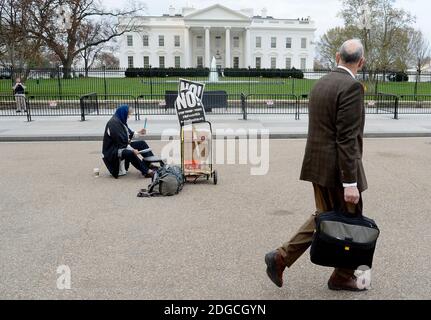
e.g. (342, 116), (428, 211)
(102, 105), (134, 177)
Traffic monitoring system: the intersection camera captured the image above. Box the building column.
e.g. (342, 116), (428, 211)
(244, 27), (251, 68)
(204, 26), (211, 68)
(225, 26), (231, 68)
(184, 26), (191, 67)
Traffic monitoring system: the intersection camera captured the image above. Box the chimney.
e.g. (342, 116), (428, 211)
(261, 8), (267, 18)
(168, 5), (175, 17)
(240, 8), (254, 17)
(182, 6), (196, 16)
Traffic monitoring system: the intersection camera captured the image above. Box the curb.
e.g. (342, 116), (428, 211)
(1, 132), (431, 142)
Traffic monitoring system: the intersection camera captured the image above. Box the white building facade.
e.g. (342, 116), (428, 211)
(119, 4), (316, 70)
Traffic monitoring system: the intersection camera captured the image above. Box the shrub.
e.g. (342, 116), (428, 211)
(125, 67), (210, 77)
(223, 67), (304, 79)
(387, 71), (409, 82)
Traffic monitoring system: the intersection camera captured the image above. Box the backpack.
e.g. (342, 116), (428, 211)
(137, 165), (185, 197)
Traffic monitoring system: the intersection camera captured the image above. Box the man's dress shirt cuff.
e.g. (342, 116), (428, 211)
(343, 182), (358, 188)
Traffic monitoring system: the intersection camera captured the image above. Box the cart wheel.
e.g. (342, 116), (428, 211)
(213, 170), (218, 185)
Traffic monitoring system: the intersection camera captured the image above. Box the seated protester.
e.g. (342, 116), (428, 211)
(102, 105), (155, 178)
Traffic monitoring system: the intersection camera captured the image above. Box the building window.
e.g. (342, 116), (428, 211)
(143, 56), (149, 68)
(143, 35), (149, 47)
(127, 35), (133, 47)
(271, 37), (277, 48)
(256, 36), (261, 48)
(301, 58), (306, 70)
(215, 36), (221, 48)
(127, 56), (134, 68)
(174, 35), (180, 47)
(285, 57), (292, 69)
(159, 35), (164, 47)
(196, 36), (203, 48)
(271, 57), (277, 69)
(301, 38), (307, 49)
(174, 56), (181, 68)
(233, 36), (240, 48)
(159, 56), (165, 68)
(286, 37), (292, 49)
(256, 57), (261, 69)
(197, 56), (203, 68)
(233, 57), (239, 69)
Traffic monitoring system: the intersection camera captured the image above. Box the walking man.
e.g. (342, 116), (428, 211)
(265, 39), (368, 291)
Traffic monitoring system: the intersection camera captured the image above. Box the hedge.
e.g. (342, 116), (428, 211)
(387, 72), (409, 82)
(125, 67), (304, 79)
(223, 68), (304, 79)
(125, 67), (210, 77)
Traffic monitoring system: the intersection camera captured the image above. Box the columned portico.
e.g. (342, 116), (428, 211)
(184, 26), (191, 68)
(184, 26), (250, 69)
(204, 26), (211, 68)
(225, 27), (231, 68)
(184, 5), (252, 69)
(244, 27), (251, 68)
(120, 4), (316, 70)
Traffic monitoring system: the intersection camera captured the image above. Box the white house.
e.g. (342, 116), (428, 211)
(119, 4), (316, 70)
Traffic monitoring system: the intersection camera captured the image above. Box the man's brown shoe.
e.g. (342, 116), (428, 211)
(327, 271), (367, 292)
(264, 250), (286, 288)
(144, 170), (155, 179)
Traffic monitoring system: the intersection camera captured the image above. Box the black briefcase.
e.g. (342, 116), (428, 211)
(310, 211), (380, 269)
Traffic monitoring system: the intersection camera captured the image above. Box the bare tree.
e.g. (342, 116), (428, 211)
(317, 26), (359, 69)
(23, 0), (146, 78)
(408, 29), (430, 74)
(0, 0), (43, 73)
(93, 52), (119, 69)
(338, 0), (415, 72)
(407, 29), (430, 94)
(77, 20), (109, 76)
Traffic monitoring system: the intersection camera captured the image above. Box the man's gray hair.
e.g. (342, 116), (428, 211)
(339, 39), (364, 64)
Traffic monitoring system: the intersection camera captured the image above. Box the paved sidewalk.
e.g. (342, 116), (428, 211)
(1, 139), (430, 299)
(1, 114), (431, 141)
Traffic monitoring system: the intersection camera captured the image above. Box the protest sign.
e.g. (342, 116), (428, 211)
(175, 79), (206, 126)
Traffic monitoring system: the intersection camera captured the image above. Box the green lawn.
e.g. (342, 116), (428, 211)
(1, 76), (430, 97)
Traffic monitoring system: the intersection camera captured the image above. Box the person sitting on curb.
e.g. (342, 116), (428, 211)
(102, 105), (155, 179)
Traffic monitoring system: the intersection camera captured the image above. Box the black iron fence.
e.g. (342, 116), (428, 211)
(397, 95), (431, 115)
(135, 93), (243, 117)
(1, 67), (431, 97)
(4, 92), (427, 121)
(0, 95), (29, 118)
(245, 94), (298, 117)
(2, 90), (431, 121)
(27, 95), (81, 119)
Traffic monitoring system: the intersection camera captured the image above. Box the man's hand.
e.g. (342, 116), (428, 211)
(133, 149), (140, 156)
(344, 186), (360, 205)
(137, 128), (146, 135)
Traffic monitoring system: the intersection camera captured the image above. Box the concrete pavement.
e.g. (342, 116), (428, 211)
(1, 139), (431, 299)
(1, 114), (431, 141)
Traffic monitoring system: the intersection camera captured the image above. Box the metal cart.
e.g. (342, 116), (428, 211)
(180, 121), (217, 185)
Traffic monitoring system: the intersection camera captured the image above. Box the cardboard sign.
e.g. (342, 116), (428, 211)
(175, 79), (206, 126)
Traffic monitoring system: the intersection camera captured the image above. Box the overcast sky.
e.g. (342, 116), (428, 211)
(102, 0), (431, 39)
